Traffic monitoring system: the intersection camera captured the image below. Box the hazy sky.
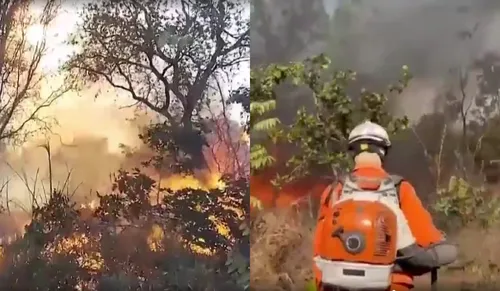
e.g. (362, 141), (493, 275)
(322, 0), (340, 17)
(21, 3), (250, 153)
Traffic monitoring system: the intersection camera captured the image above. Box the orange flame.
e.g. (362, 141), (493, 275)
(250, 169), (329, 209)
(0, 115), (247, 259)
(159, 171), (225, 192)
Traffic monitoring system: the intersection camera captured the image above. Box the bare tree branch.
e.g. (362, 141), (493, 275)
(65, 0), (249, 130)
(0, 0), (72, 145)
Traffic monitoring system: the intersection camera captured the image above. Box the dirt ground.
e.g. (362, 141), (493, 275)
(413, 272), (499, 290)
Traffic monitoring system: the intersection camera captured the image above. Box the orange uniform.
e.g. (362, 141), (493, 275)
(313, 163), (443, 291)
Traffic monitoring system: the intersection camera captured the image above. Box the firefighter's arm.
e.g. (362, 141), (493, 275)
(396, 181), (458, 274)
(399, 181), (442, 247)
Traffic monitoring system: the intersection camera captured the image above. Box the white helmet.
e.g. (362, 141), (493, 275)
(348, 121), (391, 148)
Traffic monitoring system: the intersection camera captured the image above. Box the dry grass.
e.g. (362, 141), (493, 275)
(250, 209), (315, 291)
(250, 208), (500, 291)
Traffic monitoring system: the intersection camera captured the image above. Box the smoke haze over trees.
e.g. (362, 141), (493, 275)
(251, 0), (500, 199)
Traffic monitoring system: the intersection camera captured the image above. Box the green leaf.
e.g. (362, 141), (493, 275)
(250, 100), (276, 115)
(253, 117), (280, 132)
(306, 280), (317, 291)
(250, 54), (412, 188)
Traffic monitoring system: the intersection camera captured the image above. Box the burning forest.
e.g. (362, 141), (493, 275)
(0, 0), (249, 290)
(251, 0), (500, 290)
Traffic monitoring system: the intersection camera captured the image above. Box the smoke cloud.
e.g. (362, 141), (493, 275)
(0, 82), (150, 208)
(254, 0), (500, 121)
(327, 0), (500, 120)
(251, 0), (500, 202)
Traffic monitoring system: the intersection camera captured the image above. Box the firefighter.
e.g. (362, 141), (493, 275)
(313, 121), (457, 291)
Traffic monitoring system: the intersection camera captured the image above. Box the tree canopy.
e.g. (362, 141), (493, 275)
(0, 1), (250, 290)
(250, 54), (410, 186)
(0, 172), (249, 290)
(65, 0), (249, 173)
(66, 0), (248, 126)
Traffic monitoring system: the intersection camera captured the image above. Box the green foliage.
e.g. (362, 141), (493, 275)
(0, 191), (86, 290)
(305, 280), (317, 291)
(253, 116), (280, 133)
(433, 175), (500, 229)
(250, 144), (275, 173)
(249, 70), (282, 174)
(0, 174), (248, 290)
(66, 0), (250, 178)
(162, 176), (249, 251)
(250, 54), (411, 184)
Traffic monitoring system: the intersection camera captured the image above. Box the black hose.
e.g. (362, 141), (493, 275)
(431, 268), (438, 291)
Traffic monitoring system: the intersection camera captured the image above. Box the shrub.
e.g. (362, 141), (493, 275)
(433, 175), (500, 230)
(0, 177), (248, 290)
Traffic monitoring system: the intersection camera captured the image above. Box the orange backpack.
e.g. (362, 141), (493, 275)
(314, 174), (405, 290)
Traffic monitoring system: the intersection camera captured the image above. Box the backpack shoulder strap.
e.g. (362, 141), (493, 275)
(325, 174), (404, 206)
(323, 176), (345, 206)
(389, 174), (404, 207)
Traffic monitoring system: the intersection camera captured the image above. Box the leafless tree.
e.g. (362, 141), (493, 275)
(0, 0), (72, 145)
(66, 0), (249, 131)
(204, 79), (249, 180)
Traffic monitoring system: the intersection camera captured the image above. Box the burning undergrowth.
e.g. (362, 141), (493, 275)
(0, 111), (250, 290)
(0, 169), (248, 290)
(0, 179), (247, 290)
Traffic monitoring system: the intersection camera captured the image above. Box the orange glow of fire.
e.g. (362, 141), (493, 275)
(0, 115), (247, 259)
(159, 171), (225, 192)
(250, 169), (329, 209)
(50, 233), (104, 272)
(147, 224), (165, 252)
